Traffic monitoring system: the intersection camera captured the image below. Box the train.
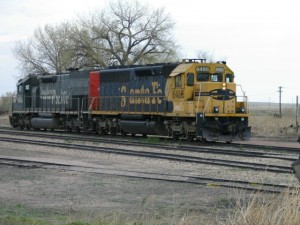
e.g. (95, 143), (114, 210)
(9, 59), (251, 142)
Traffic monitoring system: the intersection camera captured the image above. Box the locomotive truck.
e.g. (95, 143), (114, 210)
(10, 59), (251, 142)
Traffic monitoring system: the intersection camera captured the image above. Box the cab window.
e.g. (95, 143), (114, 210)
(175, 75), (182, 87)
(210, 74), (222, 82)
(197, 73), (209, 81)
(18, 85), (23, 93)
(225, 74), (234, 83)
(186, 73), (194, 86)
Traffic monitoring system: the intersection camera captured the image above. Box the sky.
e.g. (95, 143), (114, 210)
(0, 0), (299, 103)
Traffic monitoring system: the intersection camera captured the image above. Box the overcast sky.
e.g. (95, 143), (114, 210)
(0, 0), (299, 103)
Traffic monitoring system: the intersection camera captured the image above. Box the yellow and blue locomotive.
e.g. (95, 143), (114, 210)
(10, 59), (251, 142)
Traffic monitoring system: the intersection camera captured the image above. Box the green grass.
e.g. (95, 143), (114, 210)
(0, 204), (92, 225)
(0, 204), (47, 225)
(0, 202), (218, 225)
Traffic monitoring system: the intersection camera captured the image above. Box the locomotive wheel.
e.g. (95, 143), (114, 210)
(98, 128), (104, 135)
(187, 134), (195, 142)
(110, 129), (117, 135)
(173, 132), (180, 141)
(75, 127), (80, 133)
(96, 124), (101, 135)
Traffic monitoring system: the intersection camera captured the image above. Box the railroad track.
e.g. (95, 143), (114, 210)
(0, 156), (292, 194)
(0, 128), (297, 162)
(1, 125), (299, 154)
(231, 142), (300, 154)
(0, 136), (295, 174)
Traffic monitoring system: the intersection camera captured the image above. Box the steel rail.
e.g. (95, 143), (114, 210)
(0, 156), (291, 194)
(0, 128), (297, 162)
(0, 136), (295, 174)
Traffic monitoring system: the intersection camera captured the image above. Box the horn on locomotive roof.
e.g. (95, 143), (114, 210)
(217, 61), (227, 65)
(182, 59), (206, 63)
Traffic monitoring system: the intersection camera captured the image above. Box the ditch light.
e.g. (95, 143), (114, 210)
(292, 157), (300, 182)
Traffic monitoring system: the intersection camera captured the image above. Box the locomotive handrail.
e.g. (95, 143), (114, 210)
(88, 97), (96, 111)
(87, 95), (166, 114)
(196, 83), (202, 118)
(19, 95), (85, 114)
(203, 96), (211, 116)
(236, 84), (246, 97)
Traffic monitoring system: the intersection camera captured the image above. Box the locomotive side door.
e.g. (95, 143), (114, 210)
(24, 83), (31, 109)
(170, 73), (185, 113)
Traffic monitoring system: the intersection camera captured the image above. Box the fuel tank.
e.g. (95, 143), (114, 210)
(120, 120), (168, 136)
(31, 118), (60, 129)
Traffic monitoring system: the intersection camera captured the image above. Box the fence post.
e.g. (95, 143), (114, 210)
(296, 95), (299, 133)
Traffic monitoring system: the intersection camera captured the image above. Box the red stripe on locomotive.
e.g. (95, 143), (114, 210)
(89, 71), (100, 110)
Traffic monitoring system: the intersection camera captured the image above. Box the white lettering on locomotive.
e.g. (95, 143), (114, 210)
(40, 89), (69, 105)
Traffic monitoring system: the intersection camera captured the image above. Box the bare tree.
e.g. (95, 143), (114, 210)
(0, 91), (15, 113)
(13, 0), (179, 75)
(13, 22), (79, 75)
(75, 0), (179, 67)
(196, 50), (215, 63)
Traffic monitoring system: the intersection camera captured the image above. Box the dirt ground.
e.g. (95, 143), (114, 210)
(0, 114), (299, 224)
(0, 142), (239, 224)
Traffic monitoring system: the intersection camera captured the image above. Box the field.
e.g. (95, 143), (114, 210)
(0, 102), (300, 225)
(249, 102), (299, 138)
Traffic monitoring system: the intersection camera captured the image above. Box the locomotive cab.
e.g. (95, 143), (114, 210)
(165, 59), (251, 142)
(10, 75), (39, 128)
(13, 76), (35, 111)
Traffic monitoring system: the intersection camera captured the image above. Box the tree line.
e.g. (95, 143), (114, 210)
(13, 0), (180, 76)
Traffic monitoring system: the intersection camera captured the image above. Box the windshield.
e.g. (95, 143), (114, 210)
(197, 73), (222, 82)
(197, 73), (209, 81)
(210, 74), (222, 82)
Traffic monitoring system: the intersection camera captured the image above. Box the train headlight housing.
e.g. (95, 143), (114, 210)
(240, 107), (245, 113)
(241, 117), (245, 121)
(213, 106), (219, 113)
(222, 83), (226, 90)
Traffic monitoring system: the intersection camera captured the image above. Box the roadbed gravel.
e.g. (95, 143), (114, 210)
(0, 115), (299, 223)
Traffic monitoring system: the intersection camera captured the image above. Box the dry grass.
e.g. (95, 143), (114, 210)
(0, 115), (10, 126)
(223, 187), (300, 225)
(250, 115), (296, 137)
(249, 105), (299, 138)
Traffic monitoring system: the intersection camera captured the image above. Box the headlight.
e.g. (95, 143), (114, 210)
(213, 107), (219, 113)
(222, 83), (226, 90)
(240, 107), (245, 113)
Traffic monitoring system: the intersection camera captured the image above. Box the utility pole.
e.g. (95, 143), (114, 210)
(278, 86), (283, 117)
(296, 96), (299, 133)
